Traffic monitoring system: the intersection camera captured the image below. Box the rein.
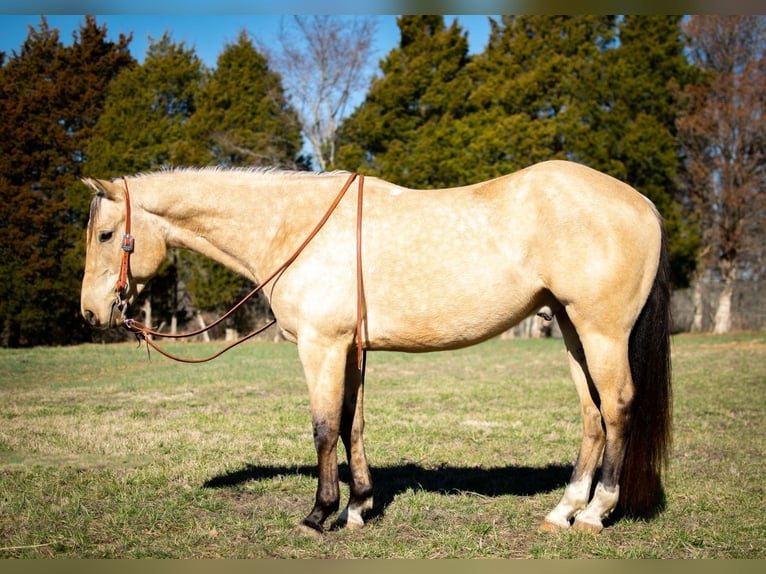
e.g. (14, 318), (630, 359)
(120, 172), (367, 368)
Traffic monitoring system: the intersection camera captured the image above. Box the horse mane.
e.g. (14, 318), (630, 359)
(138, 166), (352, 180)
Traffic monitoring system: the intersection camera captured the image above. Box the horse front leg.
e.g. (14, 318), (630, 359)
(296, 336), (349, 536)
(337, 352), (374, 529)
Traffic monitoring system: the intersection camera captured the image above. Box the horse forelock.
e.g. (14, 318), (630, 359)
(86, 192), (104, 247)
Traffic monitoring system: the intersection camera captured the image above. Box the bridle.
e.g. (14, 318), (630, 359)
(113, 177), (135, 317)
(115, 173), (367, 370)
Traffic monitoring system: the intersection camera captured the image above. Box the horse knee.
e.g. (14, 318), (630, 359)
(313, 418), (339, 453)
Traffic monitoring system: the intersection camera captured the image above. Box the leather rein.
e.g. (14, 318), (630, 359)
(117, 173), (367, 369)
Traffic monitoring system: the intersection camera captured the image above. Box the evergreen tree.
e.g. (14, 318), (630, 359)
(0, 16), (133, 346)
(86, 32), (205, 177)
(335, 15), (472, 187)
(457, 15), (616, 182)
(178, 30), (306, 169)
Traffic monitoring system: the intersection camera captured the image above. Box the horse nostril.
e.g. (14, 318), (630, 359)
(84, 309), (97, 326)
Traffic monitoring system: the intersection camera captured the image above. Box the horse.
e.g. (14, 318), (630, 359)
(80, 160), (671, 535)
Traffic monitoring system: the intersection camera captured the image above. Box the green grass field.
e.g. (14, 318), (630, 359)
(0, 333), (764, 558)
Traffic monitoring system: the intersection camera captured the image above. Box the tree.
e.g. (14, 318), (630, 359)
(0, 16), (133, 346)
(178, 30), (306, 169)
(677, 16), (766, 333)
(457, 15), (616, 183)
(267, 16), (377, 171)
(87, 32), (205, 177)
(336, 15), (473, 187)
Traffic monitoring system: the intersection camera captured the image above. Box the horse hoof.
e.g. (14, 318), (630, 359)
(344, 517), (365, 530)
(571, 518), (603, 534)
(338, 507), (365, 530)
(296, 521), (324, 539)
(539, 519), (569, 533)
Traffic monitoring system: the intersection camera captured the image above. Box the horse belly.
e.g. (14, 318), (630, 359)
(364, 270), (548, 352)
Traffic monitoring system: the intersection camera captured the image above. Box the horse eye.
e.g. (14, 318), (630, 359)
(98, 231), (114, 243)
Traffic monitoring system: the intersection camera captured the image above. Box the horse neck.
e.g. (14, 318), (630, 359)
(134, 170), (299, 284)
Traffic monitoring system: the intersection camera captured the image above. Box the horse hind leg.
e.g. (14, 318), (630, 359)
(337, 352), (374, 529)
(570, 332), (634, 534)
(540, 310), (606, 532)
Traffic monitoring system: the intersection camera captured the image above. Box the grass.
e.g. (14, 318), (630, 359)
(0, 333), (764, 558)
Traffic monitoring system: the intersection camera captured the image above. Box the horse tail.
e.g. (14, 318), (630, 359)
(619, 217), (673, 518)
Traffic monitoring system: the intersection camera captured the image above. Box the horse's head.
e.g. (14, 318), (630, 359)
(80, 177), (167, 329)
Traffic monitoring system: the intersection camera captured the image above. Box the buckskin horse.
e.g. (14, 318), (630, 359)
(80, 160), (671, 535)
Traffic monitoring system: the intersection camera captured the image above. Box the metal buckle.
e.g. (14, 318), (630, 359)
(121, 233), (135, 252)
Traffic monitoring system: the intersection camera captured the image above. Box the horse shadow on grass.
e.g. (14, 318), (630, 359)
(202, 461), (574, 522)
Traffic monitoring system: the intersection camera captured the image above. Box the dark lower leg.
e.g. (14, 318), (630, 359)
(301, 419), (341, 533)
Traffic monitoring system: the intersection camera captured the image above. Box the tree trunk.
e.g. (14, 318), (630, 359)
(691, 278), (705, 332)
(141, 298), (153, 341)
(196, 311), (211, 342)
(713, 282), (734, 334)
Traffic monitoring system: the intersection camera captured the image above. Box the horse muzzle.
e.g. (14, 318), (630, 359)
(82, 296), (126, 330)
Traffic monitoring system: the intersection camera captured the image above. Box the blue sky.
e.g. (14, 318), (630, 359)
(0, 14), (495, 69)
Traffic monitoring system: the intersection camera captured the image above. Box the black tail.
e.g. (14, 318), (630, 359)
(619, 219), (673, 518)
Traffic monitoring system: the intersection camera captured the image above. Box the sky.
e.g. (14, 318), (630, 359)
(0, 14), (496, 69)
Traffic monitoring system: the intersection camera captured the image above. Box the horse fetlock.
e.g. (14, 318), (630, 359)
(302, 494), (340, 534)
(571, 482), (619, 534)
(338, 491), (373, 530)
(543, 476), (591, 530)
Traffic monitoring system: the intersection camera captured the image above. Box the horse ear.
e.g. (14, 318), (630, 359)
(82, 177), (124, 201)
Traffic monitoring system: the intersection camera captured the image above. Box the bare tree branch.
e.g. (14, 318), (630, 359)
(263, 16), (377, 171)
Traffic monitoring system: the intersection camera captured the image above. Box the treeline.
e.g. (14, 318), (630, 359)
(1, 15), (763, 346)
